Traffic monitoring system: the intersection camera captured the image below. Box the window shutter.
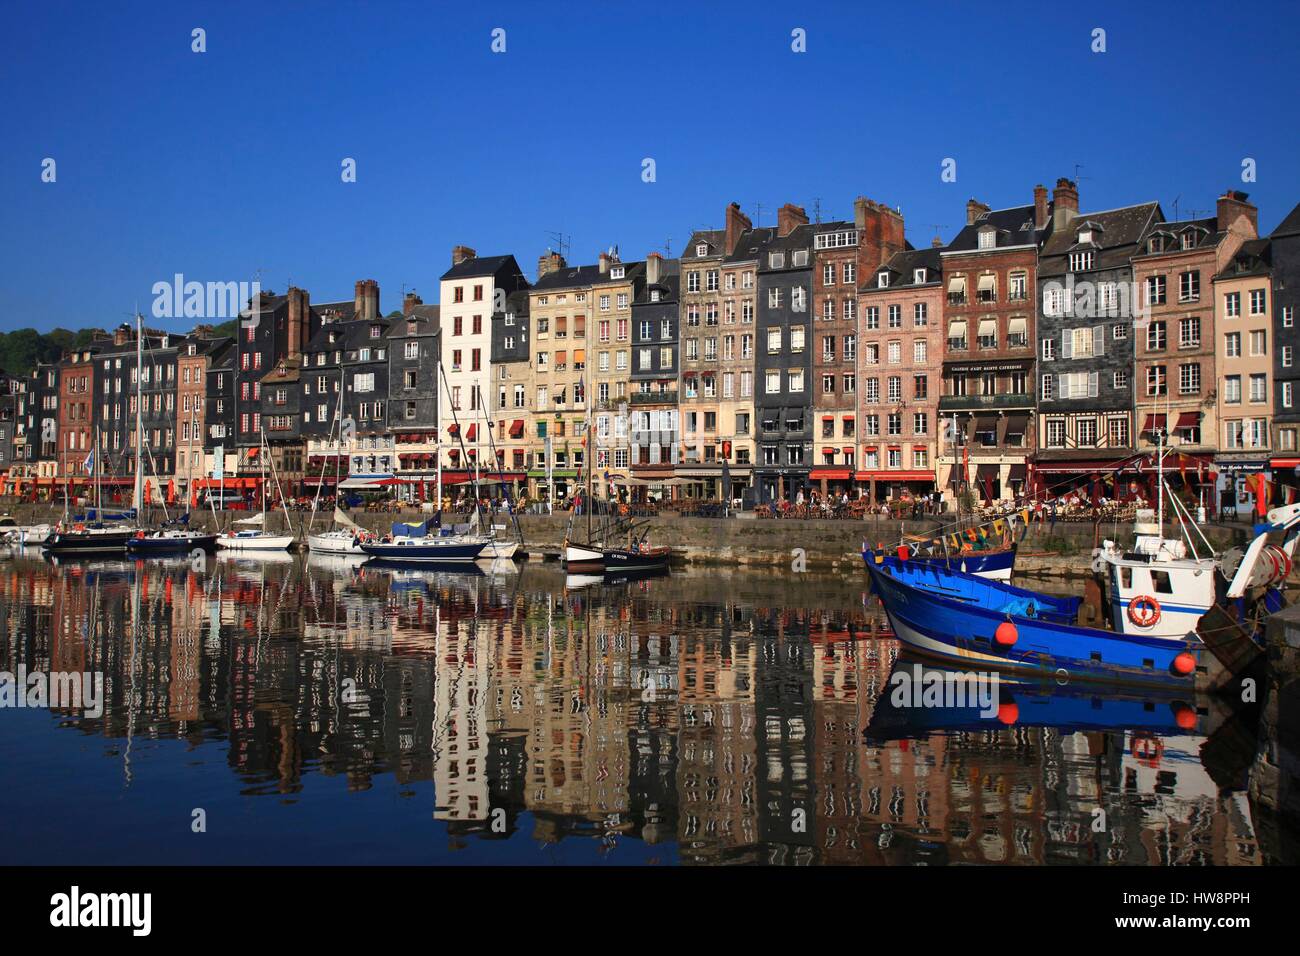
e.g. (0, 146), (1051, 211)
(1088, 371), (1099, 398)
(1061, 330), (1073, 359)
(1093, 325), (1104, 357)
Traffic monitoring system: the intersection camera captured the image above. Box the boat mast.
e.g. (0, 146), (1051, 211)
(133, 309), (144, 516)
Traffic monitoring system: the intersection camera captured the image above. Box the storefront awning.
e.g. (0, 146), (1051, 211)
(1142, 414), (1167, 432)
(509, 420), (525, 439)
(1008, 464), (1028, 481)
(810, 469), (852, 481)
(1175, 412), (1200, 428)
(466, 424), (477, 441)
(856, 470), (934, 482)
(1004, 413), (1028, 435)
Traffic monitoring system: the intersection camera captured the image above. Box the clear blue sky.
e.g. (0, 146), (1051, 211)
(2, 0), (1297, 331)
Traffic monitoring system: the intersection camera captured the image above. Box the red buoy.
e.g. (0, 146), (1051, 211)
(997, 701), (1019, 725)
(994, 621), (1018, 647)
(1173, 703), (1197, 730)
(1172, 652), (1196, 676)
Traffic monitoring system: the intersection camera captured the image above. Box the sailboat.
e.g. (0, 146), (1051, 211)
(216, 431), (295, 551)
(308, 506), (369, 555)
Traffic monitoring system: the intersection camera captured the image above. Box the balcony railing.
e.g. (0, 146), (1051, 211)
(630, 391), (677, 404)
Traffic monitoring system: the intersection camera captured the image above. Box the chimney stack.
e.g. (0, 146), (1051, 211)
(287, 286), (310, 359)
(537, 251), (565, 280)
(353, 279), (379, 322)
(777, 203), (809, 238)
(114, 324), (129, 347)
(966, 199), (991, 225)
(452, 245), (477, 267)
(853, 198), (906, 275)
(931, 235), (944, 249)
(1051, 178), (1079, 232)
(598, 251), (611, 274)
(403, 292), (423, 317)
(1034, 184), (1049, 230)
(1217, 189), (1259, 238)
(646, 252), (662, 286)
(724, 202), (752, 255)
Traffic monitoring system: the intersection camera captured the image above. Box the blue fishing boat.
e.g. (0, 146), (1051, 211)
(864, 557), (1203, 686)
(866, 554), (1080, 624)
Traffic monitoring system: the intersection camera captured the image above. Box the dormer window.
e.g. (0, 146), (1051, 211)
(1181, 232), (1197, 250)
(792, 250), (808, 267)
(696, 243), (708, 257)
(878, 272), (890, 288)
(369, 324), (381, 338)
(1069, 251), (1094, 272)
(1149, 236), (1165, 253)
(769, 252), (785, 269)
(1078, 229), (1092, 244)
(611, 266), (625, 279)
(977, 229), (996, 250)
(913, 268), (927, 284)
(650, 290), (661, 302)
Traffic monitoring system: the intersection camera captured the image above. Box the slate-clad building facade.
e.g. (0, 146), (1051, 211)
(1034, 200), (1160, 496)
(1269, 202), (1300, 494)
(629, 253), (680, 484)
(754, 204), (813, 503)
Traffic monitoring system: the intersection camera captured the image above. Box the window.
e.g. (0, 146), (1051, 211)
(1108, 418), (1130, 448)
(1250, 373), (1267, 403)
(1008, 272), (1027, 301)
(1225, 332), (1241, 358)
(1042, 337), (1056, 361)
(1224, 375), (1241, 404)
(1179, 271), (1200, 302)
(1178, 317), (1200, 348)
(1146, 365), (1167, 397)
(914, 302), (928, 326)
(1179, 363), (1200, 395)
(1224, 292), (1241, 317)
(1145, 275), (1167, 306)
(1045, 419), (1065, 447)
(977, 230), (995, 250)
(1146, 321), (1167, 351)
(1285, 382), (1294, 409)
(1113, 370), (1128, 390)
(1284, 345), (1293, 368)
(1250, 289), (1267, 314)
(1283, 306), (1294, 328)
(1068, 251), (1094, 272)
(1250, 330), (1267, 356)
(1041, 374), (1055, 401)
(1076, 417), (1097, 447)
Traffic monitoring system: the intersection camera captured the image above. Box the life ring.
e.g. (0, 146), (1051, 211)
(1127, 595), (1161, 628)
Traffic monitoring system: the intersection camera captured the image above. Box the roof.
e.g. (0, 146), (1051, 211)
(439, 253), (523, 282)
(590, 259), (645, 287)
(944, 203), (1049, 253)
(1215, 238), (1272, 281)
(385, 309), (440, 339)
(261, 355), (304, 384)
(634, 269), (681, 305)
(304, 315), (393, 353)
(313, 299), (356, 322)
(723, 226), (778, 265)
(1271, 202), (1300, 240)
(867, 246), (945, 291)
(1133, 216), (1224, 258)
(680, 230), (726, 261)
(531, 263), (607, 291)
(1037, 202), (1161, 276)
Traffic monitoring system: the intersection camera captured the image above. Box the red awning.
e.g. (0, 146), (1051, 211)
(810, 469), (852, 481)
(842, 446), (855, 455)
(1175, 412), (1200, 428)
(447, 424), (459, 437)
(1272, 457), (1300, 468)
(855, 470), (934, 481)
(448, 449), (460, 459)
(821, 415), (834, 422)
(1142, 414), (1167, 431)
(509, 420), (525, 439)
(247, 447), (259, 458)
(822, 447), (836, 456)
(466, 424), (477, 441)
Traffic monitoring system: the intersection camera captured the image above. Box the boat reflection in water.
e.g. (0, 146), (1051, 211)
(0, 553), (1281, 866)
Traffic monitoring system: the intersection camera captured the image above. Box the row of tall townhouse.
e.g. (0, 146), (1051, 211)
(6, 188), (1300, 516)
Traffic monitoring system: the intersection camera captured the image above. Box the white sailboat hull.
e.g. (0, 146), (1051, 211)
(216, 533), (295, 552)
(307, 531), (366, 554)
(482, 540), (518, 561)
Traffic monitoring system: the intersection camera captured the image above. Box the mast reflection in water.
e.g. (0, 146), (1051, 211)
(0, 554), (1268, 865)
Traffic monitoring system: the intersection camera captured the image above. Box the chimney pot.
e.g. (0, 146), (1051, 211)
(966, 199), (991, 225)
(777, 202), (809, 238)
(452, 245), (477, 267)
(724, 202), (752, 255)
(1051, 178), (1080, 232)
(1033, 184), (1049, 230)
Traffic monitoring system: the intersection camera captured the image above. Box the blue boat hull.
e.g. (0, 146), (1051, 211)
(360, 540), (487, 563)
(863, 545), (1016, 581)
(865, 560), (1201, 687)
(867, 555), (1081, 624)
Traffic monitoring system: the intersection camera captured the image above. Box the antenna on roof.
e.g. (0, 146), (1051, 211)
(752, 202), (764, 227)
(664, 237), (673, 257)
(545, 231), (571, 261)
(1171, 195), (1180, 223)
(812, 198), (823, 224)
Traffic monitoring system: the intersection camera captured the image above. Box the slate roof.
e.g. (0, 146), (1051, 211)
(313, 299), (357, 322)
(439, 254), (521, 282)
(1133, 217), (1222, 258)
(1038, 202), (1161, 277)
(591, 259), (645, 287)
(1270, 202), (1300, 239)
(945, 203), (1049, 253)
(867, 246), (945, 291)
(757, 223), (816, 272)
(531, 263), (606, 291)
(680, 230), (726, 261)
(723, 226), (778, 265)
(634, 267), (681, 305)
(1215, 238), (1272, 280)
(386, 307), (440, 340)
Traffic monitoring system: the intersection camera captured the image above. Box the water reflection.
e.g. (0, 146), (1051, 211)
(0, 554), (1278, 865)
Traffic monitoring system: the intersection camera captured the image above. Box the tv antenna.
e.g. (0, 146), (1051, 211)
(812, 198), (823, 224)
(545, 231), (572, 261)
(752, 202), (764, 227)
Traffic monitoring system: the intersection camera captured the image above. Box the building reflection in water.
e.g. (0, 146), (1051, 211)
(0, 556), (1271, 865)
